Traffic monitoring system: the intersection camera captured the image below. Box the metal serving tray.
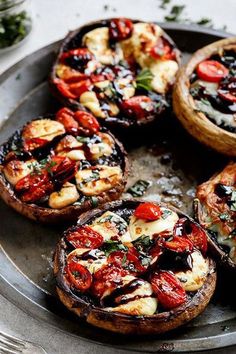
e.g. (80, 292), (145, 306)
(0, 23), (235, 353)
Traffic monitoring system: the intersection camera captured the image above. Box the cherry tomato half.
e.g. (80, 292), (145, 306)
(15, 171), (53, 203)
(134, 202), (162, 221)
(151, 271), (187, 310)
(173, 218), (208, 254)
(67, 226), (104, 249)
(56, 107), (79, 133)
(121, 96), (154, 121)
(91, 264), (127, 298)
(163, 236), (193, 253)
(50, 156), (77, 185)
(150, 37), (176, 61)
(109, 18), (133, 41)
(74, 111), (100, 135)
(66, 258), (92, 291)
(23, 137), (48, 152)
(55, 80), (77, 99)
(196, 60), (229, 83)
(69, 79), (93, 98)
(218, 77), (236, 103)
(60, 48), (94, 71)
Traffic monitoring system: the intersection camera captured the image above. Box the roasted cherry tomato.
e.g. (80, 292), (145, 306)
(50, 156), (77, 185)
(218, 77), (236, 103)
(121, 96), (154, 121)
(66, 257), (92, 291)
(149, 242), (163, 260)
(91, 264), (127, 298)
(66, 226), (104, 249)
(69, 79), (93, 98)
(196, 60), (229, 83)
(151, 271), (187, 310)
(173, 218), (207, 254)
(109, 18), (133, 41)
(15, 171), (53, 203)
(134, 202), (162, 221)
(57, 65), (88, 83)
(60, 48), (94, 71)
(108, 247), (146, 275)
(74, 111), (100, 135)
(163, 236), (193, 253)
(55, 80), (77, 99)
(23, 137), (48, 151)
(56, 107), (79, 133)
(150, 37), (176, 60)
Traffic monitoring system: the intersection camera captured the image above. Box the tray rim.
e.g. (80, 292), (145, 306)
(0, 22), (235, 353)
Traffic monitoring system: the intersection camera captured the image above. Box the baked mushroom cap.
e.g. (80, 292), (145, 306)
(194, 162), (236, 272)
(54, 199), (216, 335)
(173, 37), (236, 156)
(50, 18), (181, 129)
(0, 112), (128, 224)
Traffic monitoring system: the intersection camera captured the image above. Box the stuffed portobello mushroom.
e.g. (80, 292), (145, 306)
(0, 108), (128, 224)
(195, 162), (236, 272)
(54, 200), (216, 334)
(173, 37), (236, 156)
(50, 18), (180, 128)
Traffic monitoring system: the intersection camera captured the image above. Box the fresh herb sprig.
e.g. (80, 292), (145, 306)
(127, 180), (152, 197)
(136, 69), (154, 92)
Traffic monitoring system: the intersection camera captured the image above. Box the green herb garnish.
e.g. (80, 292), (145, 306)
(102, 240), (128, 256)
(136, 69), (154, 92)
(127, 180), (152, 197)
(76, 136), (91, 144)
(159, 0), (171, 10)
(219, 213), (230, 221)
(161, 209), (172, 219)
(164, 5), (185, 22)
(0, 11), (31, 49)
(133, 235), (154, 253)
(90, 196), (99, 208)
(196, 18), (213, 27)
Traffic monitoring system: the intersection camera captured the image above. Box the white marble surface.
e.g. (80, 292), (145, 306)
(0, 0), (236, 74)
(1, 1), (236, 353)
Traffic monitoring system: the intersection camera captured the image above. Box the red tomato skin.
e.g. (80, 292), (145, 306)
(66, 258), (92, 291)
(109, 18), (133, 41)
(60, 48), (94, 63)
(91, 265), (127, 298)
(55, 80), (77, 99)
(163, 236), (193, 253)
(50, 156), (77, 185)
(56, 107), (79, 133)
(196, 60), (229, 83)
(23, 137), (48, 151)
(150, 37), (176, 60)
(218, 91), (236, 103)
(121, 96), (154, 121)
(69, 79), (92, 98)
(151, 271), (187, 310)
(66, 226), (104, 249)
(74, 111), (100, 135)
(173, 218), (208, 254)
(134, 202), (162, 221)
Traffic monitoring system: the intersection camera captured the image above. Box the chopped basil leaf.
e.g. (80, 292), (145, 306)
(76, 136), (91, 144)
(90, 196), (99, 208)
(136, 69), (154, 92)
(165, 5), (185, 22)
(98, 214), (127, 234)
(102, 240), (128, 256)
(161, 209), (172, 219)
(127, 179), (152, 197)
(219, 213), (230, 221)
(159, 0), (171, 10)
(133, 235), (154, 253)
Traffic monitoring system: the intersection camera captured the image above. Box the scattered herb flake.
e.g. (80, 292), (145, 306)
(136, 69), (154, 92)
(159, 0), (171, 10)
(102, 240), (128, 256)
(164, 5), (185, 22)
(219, 213), (230, 221)
(127, 180), (152, 197)
(161, 209), (172, 219)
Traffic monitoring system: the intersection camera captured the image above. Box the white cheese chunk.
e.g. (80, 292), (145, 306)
(80, 91), (106, 118)
(22, 119), (65, 141)
(106, 279), (158, 315)
(90, 211), (128, 241)
(89, 132), (114, 160)
(48, 182), (79, 209)
(150, 60), (179, 94)
(129, 207), (179, 241)
(75, 165), (122, 196)
(83, 27), (123, 65)
(175, 251), (209, 292)
(3, 159), (35, 186)
(55, 135), (86, 161)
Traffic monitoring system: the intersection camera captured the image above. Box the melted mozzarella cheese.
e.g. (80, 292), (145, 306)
(49, 182), (79, 209)
(82, 27), (123, 65)
(55, 135), (86, 161)
(175, 251), (209, 292)
(89, 132), (114, 160)
(75, 165), (122, 196)
(129, 207), (179, 241)
(106, 279), (158, 315)
(77, 250), (107, 274)
(22, 119), (65, 141)
(90, 211), (128, 241)
(80, 91), (106, 118)
(3, 159), (35, 185)
(150, 60), (178, 94)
